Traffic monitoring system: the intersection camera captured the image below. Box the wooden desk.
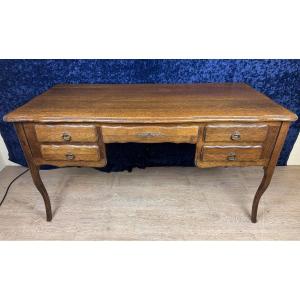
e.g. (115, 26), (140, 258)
(4, 83), (297, 223)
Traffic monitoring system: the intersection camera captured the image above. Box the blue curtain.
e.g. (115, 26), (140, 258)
(0, 59), (299, 171)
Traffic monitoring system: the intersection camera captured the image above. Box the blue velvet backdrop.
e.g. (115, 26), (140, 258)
(0, 60), (299, 171)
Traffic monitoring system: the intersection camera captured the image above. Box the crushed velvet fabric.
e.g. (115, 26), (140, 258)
(0, 60), (299, 172)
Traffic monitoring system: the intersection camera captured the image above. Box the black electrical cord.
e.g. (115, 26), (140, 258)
(0, 168), (29, 207)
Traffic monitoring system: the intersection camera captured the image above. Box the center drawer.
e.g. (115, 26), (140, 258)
(40, 145), (100, 162)
(102, 125), (199, 143)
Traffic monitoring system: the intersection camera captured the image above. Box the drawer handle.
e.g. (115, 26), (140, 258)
(231, 131), (241, 141)
(65, 153), (75, 160)
(62, 132), (72, 142)
(136, 132), (164, 138)
(227, 152), (236, 161)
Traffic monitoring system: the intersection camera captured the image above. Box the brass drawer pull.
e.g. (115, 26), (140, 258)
(231, 131), (241, 141)
(136, 132), (164, 138)
(227, 152), (236, 161)
(62, 132), (72, 141)
(65, 153), (75, 160)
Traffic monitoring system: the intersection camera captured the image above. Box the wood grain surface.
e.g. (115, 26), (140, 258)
(4, 83), (297, 123)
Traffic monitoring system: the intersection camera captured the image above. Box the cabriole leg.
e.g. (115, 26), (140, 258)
(251, 165), (275, 223)
(28, 163), (52, 221)
(14, 123), (52, 221)
(251, 122), (290, 223)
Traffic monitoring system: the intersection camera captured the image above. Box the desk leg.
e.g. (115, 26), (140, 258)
(251, 166), (274, 223)
(29, 163), (52, 221)
(14, 123), (52, 221)
(251, 122), (290, 223)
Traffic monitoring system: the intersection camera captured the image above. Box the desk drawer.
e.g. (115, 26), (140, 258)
(102, 125), (199, 143)
(202, 145), (262, 162)
(40, 145), (100, 162)
(205, 124), (268, 142)
(35, 124), (98, 143)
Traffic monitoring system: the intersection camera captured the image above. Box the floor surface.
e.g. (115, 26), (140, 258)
(0, 166), (299, 240)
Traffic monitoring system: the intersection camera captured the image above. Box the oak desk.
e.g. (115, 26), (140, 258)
(4, 84), (297, 223)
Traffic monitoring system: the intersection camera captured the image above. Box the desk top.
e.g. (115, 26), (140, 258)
(4, 83), (297, 123)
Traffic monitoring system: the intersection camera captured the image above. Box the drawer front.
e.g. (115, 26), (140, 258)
(35, 124), (98, 143)
(102, 125), (199, 143)
(40, 145), (100, 162)
(202, 145), (262, 162)
(205, 124), (268, 142)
